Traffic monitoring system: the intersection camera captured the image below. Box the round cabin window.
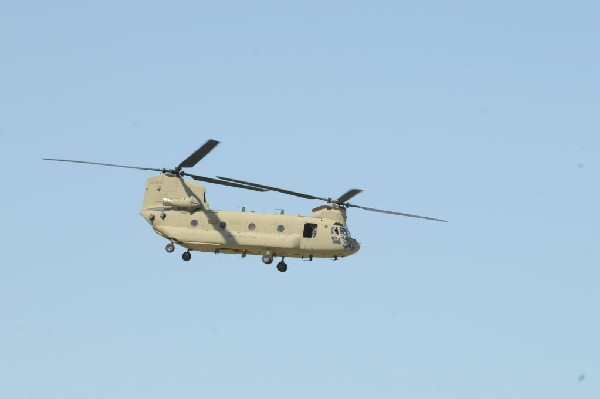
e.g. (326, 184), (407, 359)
(190, 219), (198, 227)
(277, 225), (285, 233)
(248, 223), (256, 231)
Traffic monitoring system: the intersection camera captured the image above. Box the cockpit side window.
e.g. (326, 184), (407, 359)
(331, 226), (340, 235)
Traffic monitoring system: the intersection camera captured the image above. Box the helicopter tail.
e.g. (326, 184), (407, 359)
(141, 174), (210, 213)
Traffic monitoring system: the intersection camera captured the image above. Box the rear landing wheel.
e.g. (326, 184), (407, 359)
(165, 243), (175, 253)
(276, 261), (287, 273)
(182, 251), (192, 262)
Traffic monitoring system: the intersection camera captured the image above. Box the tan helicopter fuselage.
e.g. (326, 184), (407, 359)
(139, 174), (360, 259)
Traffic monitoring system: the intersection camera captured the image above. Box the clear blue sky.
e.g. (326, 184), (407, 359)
(1, 1), (599, 398)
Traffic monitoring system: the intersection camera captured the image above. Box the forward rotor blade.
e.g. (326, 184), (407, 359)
(186, 173), (268, 192)
(347, 203), (448, 222)
(43, 158), (163, 172)
(337, 189), (363, 204)
(216, 176), (330, 201)
(216, 175), (447, 222)
(177, 139), (220, 170)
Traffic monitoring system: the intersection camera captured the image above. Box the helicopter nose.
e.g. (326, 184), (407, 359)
(348, 238), (360, 254)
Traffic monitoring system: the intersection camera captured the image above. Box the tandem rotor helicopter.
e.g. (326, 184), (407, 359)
(44, 139), (446, 272)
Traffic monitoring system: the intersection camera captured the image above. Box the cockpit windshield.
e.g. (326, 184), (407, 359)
(332, 225), (352, 237)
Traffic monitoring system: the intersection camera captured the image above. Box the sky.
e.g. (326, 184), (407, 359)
(1, 1), (599, 398)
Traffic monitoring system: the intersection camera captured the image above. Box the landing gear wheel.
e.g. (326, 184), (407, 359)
(276, 261), (287, 273)
(262, 253), (274, 265)
(182, 251), (192, 262)
(165, 243), (175, 253)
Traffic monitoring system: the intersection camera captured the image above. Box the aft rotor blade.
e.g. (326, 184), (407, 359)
(177, 139), (220, 170)
(186, 173), (268, 192)
(43, 158), (164, 172)
(346, 203), (448, 222)
(216, 176), (329, 201)
(337, 189), (363, 204)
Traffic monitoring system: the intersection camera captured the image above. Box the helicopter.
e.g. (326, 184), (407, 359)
(44, 139), (446, 272)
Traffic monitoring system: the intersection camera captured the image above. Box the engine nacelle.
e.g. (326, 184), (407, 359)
(162, 197), (202, 209)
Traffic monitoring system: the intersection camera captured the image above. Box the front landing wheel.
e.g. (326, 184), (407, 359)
(276, 261), (287, 273)
(262, 253), (274, 265)
(165, 243), (175, 253)
(182, 251), (192, 262)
